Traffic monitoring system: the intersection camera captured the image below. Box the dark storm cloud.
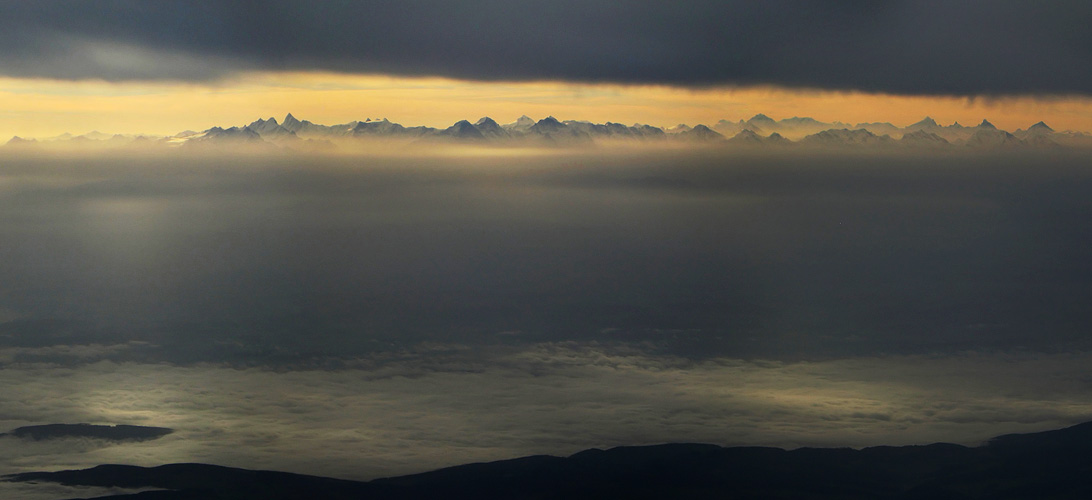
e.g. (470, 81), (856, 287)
(0, 1), (1089, 94)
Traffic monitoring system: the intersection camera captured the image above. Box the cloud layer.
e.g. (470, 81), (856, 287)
(3, 148), (1092, 496)
(2, 345), (1091, 484)
(1, 1), (1090, 95)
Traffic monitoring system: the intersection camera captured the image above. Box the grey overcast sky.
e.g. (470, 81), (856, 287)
(0, 1), (1090, 95)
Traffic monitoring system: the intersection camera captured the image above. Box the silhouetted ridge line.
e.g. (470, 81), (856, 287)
(8, 421), (1092, 499)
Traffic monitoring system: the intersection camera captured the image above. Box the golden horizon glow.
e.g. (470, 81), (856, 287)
(2, 71), (1092, 140)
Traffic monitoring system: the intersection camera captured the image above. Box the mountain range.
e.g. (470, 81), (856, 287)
(5, 114), (1092, 152)
(6, 421), (1092, 499)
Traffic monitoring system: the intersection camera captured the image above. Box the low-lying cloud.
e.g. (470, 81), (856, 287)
(1, 345), (1090, 482)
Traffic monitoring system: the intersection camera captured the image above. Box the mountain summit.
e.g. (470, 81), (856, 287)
(907, 116), (940, 130)
(282, 113), (303, 132)
(1028, 121), (1054, 132)
(440, 120), (485, 140)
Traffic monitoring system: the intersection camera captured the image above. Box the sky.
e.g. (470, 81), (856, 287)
(5, 74), (1092, 140)
(1, 1), (1091, 137)
(4, 2), (1092, 497)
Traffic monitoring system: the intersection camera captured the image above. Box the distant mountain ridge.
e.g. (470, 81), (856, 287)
(5, 113), (1092, 152)
(7, 421), (1092, 499)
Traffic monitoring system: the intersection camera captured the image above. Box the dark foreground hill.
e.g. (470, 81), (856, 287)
(7, 421), (1092, 499)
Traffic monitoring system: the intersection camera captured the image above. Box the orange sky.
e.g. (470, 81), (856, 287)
(2, 72), (1091, 139)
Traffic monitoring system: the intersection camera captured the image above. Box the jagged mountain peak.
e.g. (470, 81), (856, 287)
(248, 117), (277, 127)
(281, 113), (303, 133)
(900, 129), (950, 146)
(727, 129), (763, 144)
(747, 113), (776, 124)
(678, 124), (725, 141)
(966, 128), (1021, 148)
(502, 115), (537, 131)
(801, 128), (894, 146)
(666, 124), (693, 135)
(781, 116), (823, 125)
(910, 116), (939, 128)
(441, 120), (485, 140)
(530, 117), (565, 132)
(1029, 121), (1053, 132)
(472, 117), (508, 138)
(978, 119), (996, 129)
(5, 136), (37, 146)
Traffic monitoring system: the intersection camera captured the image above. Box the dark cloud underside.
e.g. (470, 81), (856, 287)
(3, 423), (173, 442)
(0, 1), (1090, 95)
(3, 150), (1092, 366)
